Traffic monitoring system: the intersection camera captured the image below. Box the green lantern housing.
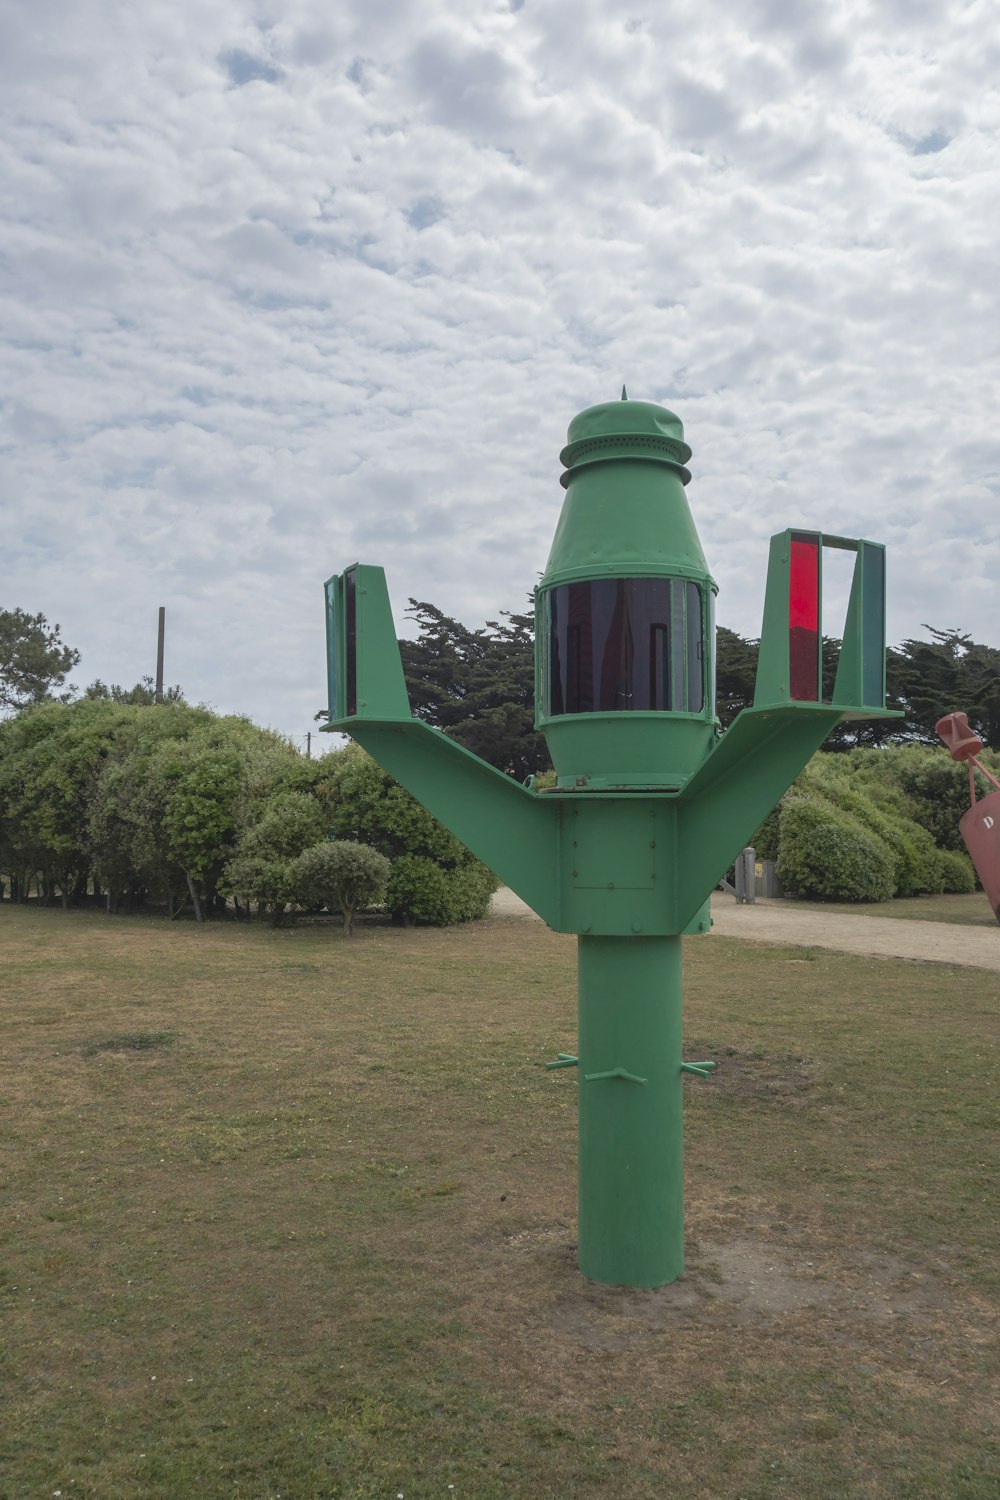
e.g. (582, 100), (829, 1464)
(321, 394), (899, 1288)
(536, 398), (717, 792)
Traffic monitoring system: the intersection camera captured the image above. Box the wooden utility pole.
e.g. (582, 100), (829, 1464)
(155, 607), (165, 703)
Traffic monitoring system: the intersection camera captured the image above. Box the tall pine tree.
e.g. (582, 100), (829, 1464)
(399, 601), (549, 780)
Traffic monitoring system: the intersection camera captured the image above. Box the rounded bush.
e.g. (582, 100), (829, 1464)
(932, 847), (977, 895)
(778, 808), (895, 903)
(219, 850), (295, 917)
(772, 750), (995, 905)
(440, 860), (499, 922)
(292, 840), (391, 934)
(220, 791), (330, 922)
(885, 747), (983, 854)
(322, 745), (467, 863)
(790, 763), (959, 897)
(882, 822), (940, 897)
(386, 854), (497, 926)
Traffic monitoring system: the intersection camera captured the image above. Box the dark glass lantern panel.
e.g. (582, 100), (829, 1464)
(861, 542), (885, 707)
(548, 577), (706, 716)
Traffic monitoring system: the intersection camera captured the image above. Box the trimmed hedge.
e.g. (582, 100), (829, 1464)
(320, 744), (500, 926)
(777, 800), (895, 903)
(763, 749), (980, 903)
(934, 847), (977, 894)
(803, 765), (939, 896)
(855, 745), (991, 855)
(386, 854), (496, 927)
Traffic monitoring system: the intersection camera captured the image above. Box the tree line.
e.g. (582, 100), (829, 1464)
(5, 602), (998, 781)
(0, 697), (495, 926)
(399, 601), (1000, 775)
(3, 601), (997, 922)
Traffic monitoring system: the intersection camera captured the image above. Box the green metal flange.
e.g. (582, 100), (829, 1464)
(545, 1053), (579, 1070)
(681, 1061), (717, 1077)
(583, 1067), (648, 1086)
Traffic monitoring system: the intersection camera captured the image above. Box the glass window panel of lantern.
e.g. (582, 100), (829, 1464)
(686, 580), (705, 714)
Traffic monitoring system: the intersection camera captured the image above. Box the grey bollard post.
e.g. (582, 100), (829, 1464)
(735, 846), (756, 903)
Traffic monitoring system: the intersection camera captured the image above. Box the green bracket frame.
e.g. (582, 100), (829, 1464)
(324, 564), (411, 723)
(323, 564), (560, 924)
(754, 530), (896, 715)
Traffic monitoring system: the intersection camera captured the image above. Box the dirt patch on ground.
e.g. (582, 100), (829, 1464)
(548, 1237), (835, 1346)
(490, 887), (1000, 970)
(544, 1233), (980, 1345)
(685, 1047), (819, 1100)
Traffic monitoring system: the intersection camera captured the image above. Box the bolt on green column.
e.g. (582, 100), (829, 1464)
(322, 391), (900, 1288)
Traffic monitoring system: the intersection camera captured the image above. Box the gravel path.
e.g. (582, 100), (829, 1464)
(489, 888), (1000, 972)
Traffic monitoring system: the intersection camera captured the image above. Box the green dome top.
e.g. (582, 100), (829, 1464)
(559, 398), (692, 487)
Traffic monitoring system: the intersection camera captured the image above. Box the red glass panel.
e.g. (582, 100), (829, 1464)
(788, 535), (819, 700)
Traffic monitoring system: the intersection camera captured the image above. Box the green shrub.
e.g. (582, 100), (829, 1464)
(850, 744), (996, 856)
(442, 860), (499, 921)
(221, 850), (298, 921)
(777, 800), (895, 903)
(320, 744), (499, 926)
(854, 812), (940, 897)
(292, 840), (391, 935)
(777, 791), (865, 852)
(876, 747), (972, 853)
(771, 749), (998, 903)
(386, 854), (497, 926)
(219, 792), (329, 924)
(322, 744), (465, 863)
(796, 758), (946, 896)
(932, 847), (977, 894)
(749, 802), (782, 861)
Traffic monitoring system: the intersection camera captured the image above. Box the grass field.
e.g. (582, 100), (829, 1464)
(1, 905), (998, 1499)
(787, 893), (998, 927)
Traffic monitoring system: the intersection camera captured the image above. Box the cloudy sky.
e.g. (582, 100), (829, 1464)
(2, 0), (997, 745)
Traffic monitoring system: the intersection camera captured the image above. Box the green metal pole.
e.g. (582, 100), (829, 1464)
(577, 934), (684, 1288)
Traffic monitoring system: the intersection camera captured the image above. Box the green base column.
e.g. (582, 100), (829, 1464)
(577, 934), (684, 1288)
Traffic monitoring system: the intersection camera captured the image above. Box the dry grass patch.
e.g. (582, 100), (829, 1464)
(0, 904), (997, 1499)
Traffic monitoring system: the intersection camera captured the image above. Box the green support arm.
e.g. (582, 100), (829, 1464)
(675, 704), (841, 928)
(338, 718), (560, 926)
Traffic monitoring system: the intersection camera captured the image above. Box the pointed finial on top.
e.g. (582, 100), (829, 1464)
(621, 384), (628, 401)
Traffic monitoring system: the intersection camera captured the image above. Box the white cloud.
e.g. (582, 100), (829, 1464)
(1, 0), (997, 742)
